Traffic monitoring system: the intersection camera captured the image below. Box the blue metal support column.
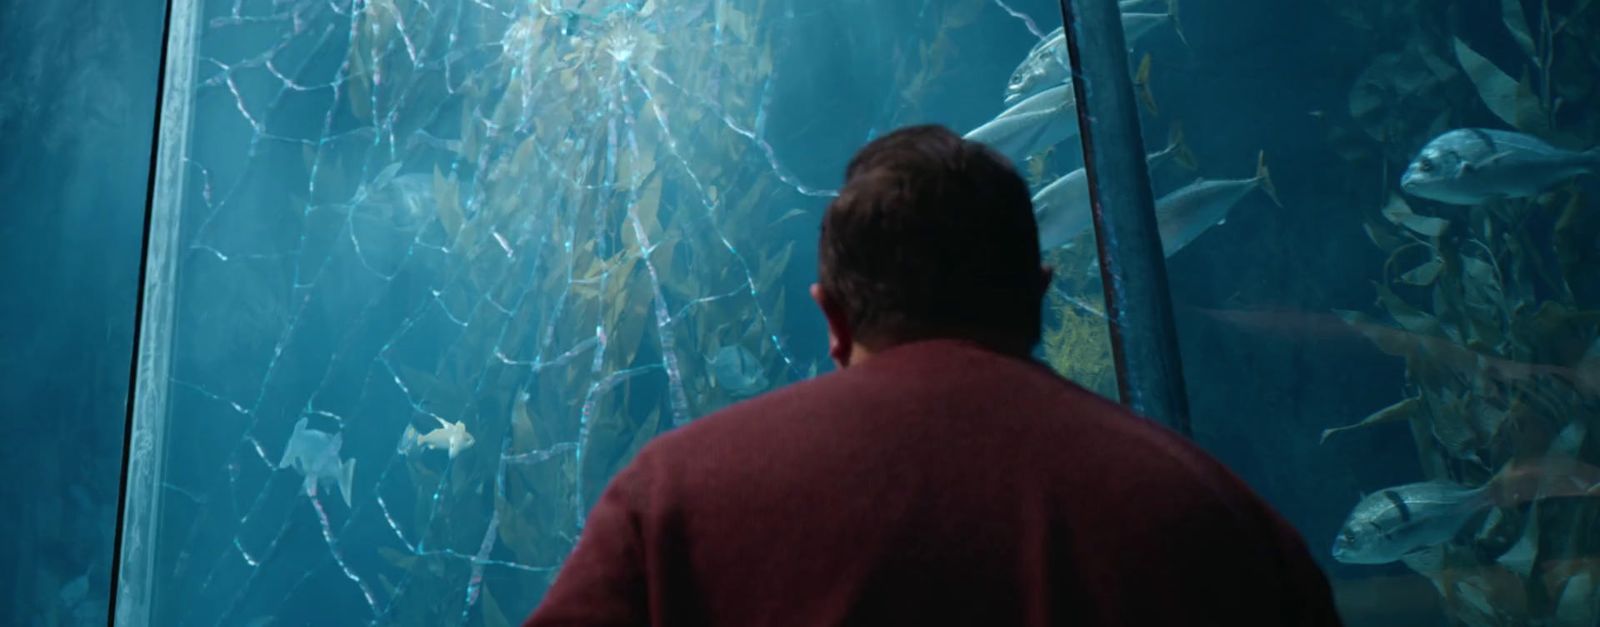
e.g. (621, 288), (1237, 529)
(1057, 0), (1191, 436)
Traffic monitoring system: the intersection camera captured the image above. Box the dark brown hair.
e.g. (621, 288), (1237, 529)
(818, 125), (1043, 349)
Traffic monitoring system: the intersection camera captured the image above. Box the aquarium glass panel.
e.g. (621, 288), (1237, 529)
(122, 0), (1099, 623)
(1124, 0), (1600, 624)
(0, 1), (166, 625)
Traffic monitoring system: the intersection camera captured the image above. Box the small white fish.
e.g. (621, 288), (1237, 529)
(1400, 128), (1600, 205)
(1033, 127), (1193, 251)
(964, 85), (1079, 164)
(1154, 151), (1279, 257)
(403, 417), (476, 459)
(278, 418), (357, 506)
(491, 229), (515, 258)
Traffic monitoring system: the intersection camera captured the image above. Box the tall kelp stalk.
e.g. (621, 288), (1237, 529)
(328, 1), (804, 623)
(1322, 0), (1600, 624)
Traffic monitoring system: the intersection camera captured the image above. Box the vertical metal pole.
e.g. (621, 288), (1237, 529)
(1057, 0), (1191, 436)
(110, 0), (199, 622)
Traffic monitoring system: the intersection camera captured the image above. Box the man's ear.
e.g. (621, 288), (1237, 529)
(1037, 265), (1054, 299)
(811, 283), (853, 368)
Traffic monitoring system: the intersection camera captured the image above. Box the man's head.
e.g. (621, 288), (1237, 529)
(812, 124), (1050, 368)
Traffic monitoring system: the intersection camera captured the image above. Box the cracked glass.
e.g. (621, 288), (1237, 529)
(119, 0), (1100, 624)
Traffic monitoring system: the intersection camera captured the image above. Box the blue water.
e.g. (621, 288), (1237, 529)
(7, 0), (1599, 625)
(0, 0), (164, 624)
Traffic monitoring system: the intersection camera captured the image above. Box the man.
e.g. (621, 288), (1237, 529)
(524, 125), (1342, 626)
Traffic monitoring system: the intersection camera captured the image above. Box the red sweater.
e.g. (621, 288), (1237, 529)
(524, 339), (1341, 626)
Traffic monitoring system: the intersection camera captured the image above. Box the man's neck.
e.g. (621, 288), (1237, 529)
(854, 334), (1033, 366)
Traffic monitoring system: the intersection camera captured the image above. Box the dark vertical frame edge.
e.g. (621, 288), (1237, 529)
(107, 0), (179, 623)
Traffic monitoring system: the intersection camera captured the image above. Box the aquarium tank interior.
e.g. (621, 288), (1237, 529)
(3, 0), (1599, 624)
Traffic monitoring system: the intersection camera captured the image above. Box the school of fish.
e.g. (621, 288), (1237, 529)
(967, 3), (1277, 259)
(971, 6), (1600, 576)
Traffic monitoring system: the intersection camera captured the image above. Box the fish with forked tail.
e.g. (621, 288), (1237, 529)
(278, 417), (357, 506)
(1154, 151), (1279, 257)
(964, 85), (1079, 164)
(1033, 125), (1195, 251)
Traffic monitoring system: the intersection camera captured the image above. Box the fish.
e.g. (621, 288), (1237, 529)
(1032, 171), (1092, 252)
(1120, 9), (1185, 48)
(360, 163), (436, 230)
(1332, 480), (1494, 565)
(1033, 125), (1194, 251)
(1154, 151), (1279, 257)
(1005, 29), (1069, 106)
(708, 344), (769, 398)
(1003, 0), (1182, 104)
(1400, 128), (1600, 206)
(403, 417), (476, 459)
(964, 85), (1080, 164)
(1333, 461), (1600, 565)
(1142, 122), (1197, 173)
(278, 417), (357, 506)
(1194, 307), (1600, 396)
(347, 165), (438, 275)
(380, 174), (437, 230)
(1133, 53), (1158, 116)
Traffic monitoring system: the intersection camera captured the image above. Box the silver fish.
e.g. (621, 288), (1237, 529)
(1155, 151), (1278, 257)
(1033, 127), (1194, 251)
(1333, 460), (1600, 565)
(1331, 480), (1492, 565)
(1033, 169), (1092, 252)
(1005, 29), (1070, 107)
(278, 417), (357, 506)
(1400, 128), (1600, 205)
(1004, 0), (1181, 104)
(964, 85), (1079, 164)
(709, 344), (768, 398)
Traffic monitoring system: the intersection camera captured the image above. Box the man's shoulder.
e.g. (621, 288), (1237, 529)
(643, 369), (858, 455)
